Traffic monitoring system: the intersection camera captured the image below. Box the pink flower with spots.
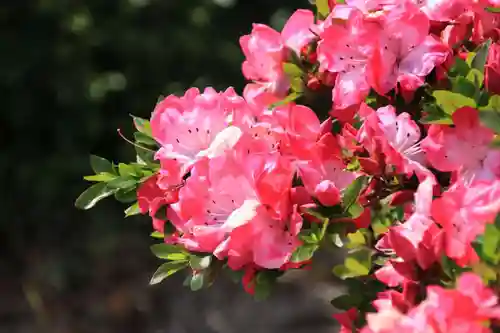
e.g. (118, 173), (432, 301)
(362, 273), (500, 333)
(167, 147), (301, 269)
(298, 132), (357, 206)
(432, 180), (500, 266)
(369, 2), (449, 99)
(421, 106), (499, 184)
(151, 87), (247, 190)
(240, 10), (316, 98)
(317, 8), (378, 109)
(358, 104), (426, 176)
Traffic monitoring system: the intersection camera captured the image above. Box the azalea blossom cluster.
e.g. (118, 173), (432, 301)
(77, 0), (500, 332)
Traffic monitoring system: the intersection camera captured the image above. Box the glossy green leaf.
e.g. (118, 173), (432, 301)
(448, 57), (470, 77)
(149, 261), (188, 285)
(486, 6), (500, 13)
(471, 39), (492, 73)
(118, 163), (137, 177)
(125, 202), (141, 217)
(479, 110), (500, 134)
(290, 244), (318, 263)
(134, 132), (157, 146)
(482, 222), (500, 264)
(84, 172), (116, 182)
(344, 248), (371, 276)
(347, 202), (364, 219)
(90, 155), (114, 174)
(466, 68), (485, 88)
(283, 62), (303, 77)
(150, 231), (165, 239)
(151, 244), (189, 261)
(451, 76), (477, 98)
(75, 183), (117, 210)
(342, 176), (368, 212)
(131, 115), (152, 136)
(316, 0), (330, 19)
(106, 177), (137, 189)
(114, 188), (137, 203)
(433, 90), (477, 114)
(189, 255), (212, 270)
(190, 271), (206, 291)
(346, 230), (366, 249)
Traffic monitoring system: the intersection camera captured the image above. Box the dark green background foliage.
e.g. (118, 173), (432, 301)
(1, 1), (337, 333)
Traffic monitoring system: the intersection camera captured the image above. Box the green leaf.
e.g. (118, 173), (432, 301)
(150, 231), (165, 239)
(106, 177), (137, 189)
(451, 76), (477, 98)
(134, 132), (157, 146)
(149, 261), (188, 285)
(472, 262), (497, 284)
(84, 172), (116, 182)
(125, 202), (141, 217)
(131, 115), (152, 136)
(189, 255), (212, 270)
(471, 39), (492, 73)
(346, 230), (366, 249)
(90, 155), (114, 174)
(151, 244), (189, 261)
(347, 202), (364, 219)
(75, 183), (116, 210)
(479, 109), (500, 134)
(283, 63), (303, 78)
(315, 0), (330, 19)
(466, 68), (485, 88)
(190, 271), (207, 291)
(290, 244), (318, 263)
(114, 188), (137, 203)
(486, 6), (500, 13)
(482, 223), (500, 264)
(432, 90), (477, 114)
(448, 57), (470, 77)
(333, 249), (372, 279)
(342, 176), (368, 212)
(420, 112), (453, 125)
(479, 95), (500, 134)
(118, 163), (137, 177)
(344, 248), (371, 276)
(290, 76), (304, 93)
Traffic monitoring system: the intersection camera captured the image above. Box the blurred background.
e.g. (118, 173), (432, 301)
(1, 1), (341, 332)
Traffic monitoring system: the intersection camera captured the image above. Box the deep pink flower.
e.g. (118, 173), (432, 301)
(317, 9), (377, 109)
(298, 133), (357, 206)
(369, 2), (449, 98)
(432, 180), (500, 266)
(151, 87), (247, 189)
(485, 42), (500, 95)
(240, 10), (316, 97)
(421, 106), (498, 184)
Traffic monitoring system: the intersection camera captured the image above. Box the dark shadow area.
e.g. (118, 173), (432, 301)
(1, 1), (340, 332)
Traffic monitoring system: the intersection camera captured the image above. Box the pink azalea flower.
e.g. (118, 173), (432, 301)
(431, 180), (500, 266)
(378, 174), (440, 270)
(297, 133), (357, 206)
(317, 9), (377, 109)
(151, 87), (247, 190)
(421, 106), (498, 184)
(358, 104), (426, 176)
(240, 10), (316, 97)
(167, 147), (301, 269)
(369, 2), (449, 98)
(364, 273), (500, 333)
